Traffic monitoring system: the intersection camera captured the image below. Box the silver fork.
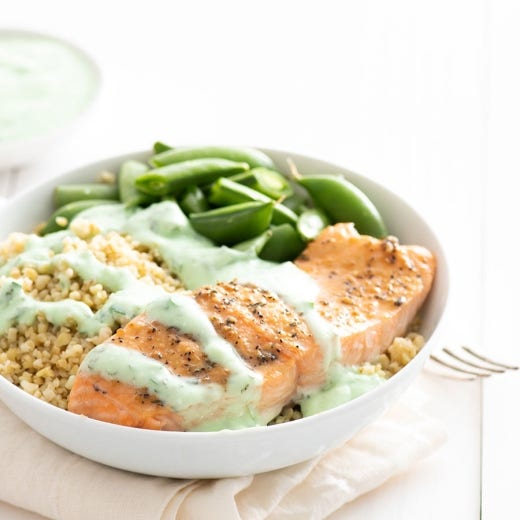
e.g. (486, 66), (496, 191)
(428, 346), (519, 380)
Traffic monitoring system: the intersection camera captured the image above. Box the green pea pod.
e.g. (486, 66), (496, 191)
(179, 185), (209, 215)
(135, 158), (250, 196)
(54, 183), (119, 208)
(149, 146), (276, 170)
(189, 201), (274, 246)
(40, 199), (118, 235)
(118, 160), (159, 207)
(298, 175), (387, 238)
(233, 228), (273, 255)
(281, 192), (311, 215)
(297, 208), (330, 241)
(209, 177), (298, 225)
(227, 170), (257, 185)
(230, 167), (293, 199)
(153, 141), (173, 154)
(258, 224), (306, 262)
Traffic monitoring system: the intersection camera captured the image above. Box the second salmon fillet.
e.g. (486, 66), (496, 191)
(295, 223), (436, 365)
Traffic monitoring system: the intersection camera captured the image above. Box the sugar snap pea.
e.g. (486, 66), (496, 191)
(298, 175), (387, 238)
(280, 192), (310, 215)
(208, 177), (298, 225)
(258, 224), (306, 262)
(234, 224), (306, 262)
(149, 146), (276, 170)
(135, 158), (250, 196)
(297, 208), (330, 241)
(233, 229), (273, 255)
(118, 160), (159, 207)
(189, 201), (274, 246)
(230, 167), (292, 199)
(179, 185), (209, 214)
(54, 183), (119, 208)
(40, 199), (118, 235)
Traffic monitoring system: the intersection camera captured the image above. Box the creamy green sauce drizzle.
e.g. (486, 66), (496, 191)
(299, 364), (384, 417)
(0, 278), (98, 333)
(145, 295), (261, 389)
(0, 240), (169, 336)
(0, 33), (98, 142)
(0, 200), (384, 429)
(80, 201), (344, 367)
(85, 294), (265, 430)
(84, 343), (259, 431)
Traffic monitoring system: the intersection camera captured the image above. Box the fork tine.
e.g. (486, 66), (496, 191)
(442, 348), (506, 374)
(429, 354), (492, 378)
(461, 346), (519, 371)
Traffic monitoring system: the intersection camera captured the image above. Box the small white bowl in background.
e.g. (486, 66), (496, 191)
(0, 29), (101, 172)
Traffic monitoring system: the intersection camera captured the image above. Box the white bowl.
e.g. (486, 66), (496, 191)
(0, 148), (449, 478)
(0, 29), (101, 171)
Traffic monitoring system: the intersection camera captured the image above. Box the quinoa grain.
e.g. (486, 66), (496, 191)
(0, 224), (180, 409)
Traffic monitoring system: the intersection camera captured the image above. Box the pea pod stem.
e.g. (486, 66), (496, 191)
(153, 141), (172, 154)
(135, 158), (250, 196)
(286, 157), (302, 181)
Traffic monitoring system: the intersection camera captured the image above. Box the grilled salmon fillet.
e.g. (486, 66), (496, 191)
(294, 223), (435, 365)
(68, 224), (435, 431)
(68, 281), (323, 431)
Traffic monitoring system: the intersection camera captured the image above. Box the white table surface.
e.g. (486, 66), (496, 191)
(1, 1), (519, 518)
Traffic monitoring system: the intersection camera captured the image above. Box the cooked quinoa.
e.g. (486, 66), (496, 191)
(0, 216), (425, 421)
(0, 219), (180, 409)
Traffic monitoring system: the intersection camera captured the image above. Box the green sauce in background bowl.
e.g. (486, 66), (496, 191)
(0, 29), (101, 170)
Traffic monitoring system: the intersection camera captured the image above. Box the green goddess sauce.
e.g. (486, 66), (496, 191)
(0, 32), (98, 143)
(0, 200), (384, 429)
(85, 294), (265, 431)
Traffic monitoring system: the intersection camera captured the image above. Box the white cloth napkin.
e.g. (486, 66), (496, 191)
(0, 387), (446, 520)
